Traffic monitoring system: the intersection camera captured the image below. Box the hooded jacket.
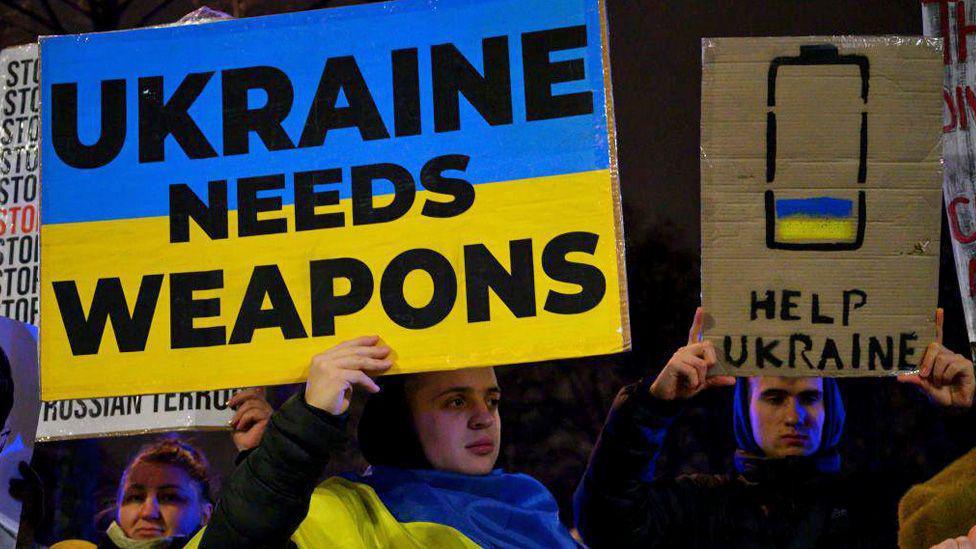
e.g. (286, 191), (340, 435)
(573, 378), (904, 549)
(192, 379), (576, 548)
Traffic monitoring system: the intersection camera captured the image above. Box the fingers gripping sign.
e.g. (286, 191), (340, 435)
(650, 308), (736, 401)
(228, 388), (273, 452)
(897, 309), (975, 409)
(305, 335), (394, 415)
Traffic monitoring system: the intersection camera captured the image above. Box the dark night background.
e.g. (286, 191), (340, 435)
(2, 0), (974, 543)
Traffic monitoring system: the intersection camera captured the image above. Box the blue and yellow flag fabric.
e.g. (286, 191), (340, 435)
(186, 470), (577, 548)
(39, 0), (627, 400)
(343, 466), (578, 548)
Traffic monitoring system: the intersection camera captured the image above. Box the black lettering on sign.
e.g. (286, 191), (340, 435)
(811, 293), (834, 324)
(351, 162), (415, 226)
(420, 154), (474, 218)
(237, 174), (288, 236)
(299, 56), (390, 147)
(432, 36), (513, 132)
(868, 336), (894, 370)
(750, 290), (775, 320)
(788, 333), (815, 368)
(522, 25), (593, 121)
(309, 257), (374, 337)
(381, 249), (457, 329)
(139, 73), (217, 163)
(229, 265), (308, 344)
(842, 289), (867, 326)
(850, 333), (861, 369)
(464, 239), (535, 322)
(898, 332), (919, 370)
(724, 335), (748, 367)
(755, 337), (782, 368)
(170, 180), (229, 242)
(780, 289), (800, 321)
(170, 270), (225, 349)
(222, 66), (296, 155)
(52, 274), (163, 355)
(817, 337), (843, 370)
(51, 80), (126, 169)
(294, 169), (344, 231)
(542, 231), (605, 314)
(392, 48), (422, 137)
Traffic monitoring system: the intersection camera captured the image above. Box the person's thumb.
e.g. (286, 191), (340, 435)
(687, 307), (704, 345)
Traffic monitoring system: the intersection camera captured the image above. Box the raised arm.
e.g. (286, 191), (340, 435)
(199, 336), (392, 548)
(574, 308), (734, 548)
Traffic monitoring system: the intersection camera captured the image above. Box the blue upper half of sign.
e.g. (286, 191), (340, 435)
(40, 0), (611, 225)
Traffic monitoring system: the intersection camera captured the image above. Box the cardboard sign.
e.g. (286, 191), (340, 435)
(0, 44), (39, 326)
(0, 319), (38, 544)
(39, 0), (628, 400)
(700, 37), (944, 376)
(923, 1), (976, 357)
(35, 388), (238, 441)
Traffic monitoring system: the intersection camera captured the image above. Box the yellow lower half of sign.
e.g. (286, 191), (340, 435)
(775, 217), (857, 243)
(40, 170), (627, 400)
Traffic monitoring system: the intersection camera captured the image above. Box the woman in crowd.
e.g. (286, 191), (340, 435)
(53, 438), (214, 549)
(190, 335), (576, 548)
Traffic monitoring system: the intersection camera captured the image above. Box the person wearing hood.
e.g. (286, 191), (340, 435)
(573, 308), (975, 548)
(189, 335), (576, 548)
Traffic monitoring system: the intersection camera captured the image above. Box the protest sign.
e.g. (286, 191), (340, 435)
(923, 1), (976, 357)
(700, 37), (944, 376)
(0, 318), (38, 545)
(35, 388), (239, 441)
(2, 42), (242, 434)
(39, 0), (627, 400)
(0, 44), (39, 326)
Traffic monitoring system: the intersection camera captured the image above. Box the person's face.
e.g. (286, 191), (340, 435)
(117, 462), (211, 540)
(406, 368), (501, 475)
(748, 376), (825, 458)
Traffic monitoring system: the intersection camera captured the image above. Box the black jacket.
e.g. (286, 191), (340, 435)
(573, 383), (904, 549)
(200, 394), (346, 548)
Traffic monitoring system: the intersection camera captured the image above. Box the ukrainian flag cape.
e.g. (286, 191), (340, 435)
(342, 466), (578, 548)
(188, 467), (576, 548)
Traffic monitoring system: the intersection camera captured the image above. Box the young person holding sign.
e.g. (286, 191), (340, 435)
(574, 308), (975, 548)
(190, 336), (576, 548)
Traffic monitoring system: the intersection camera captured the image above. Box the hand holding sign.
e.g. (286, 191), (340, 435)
(650, 308), (736, 401)
(229, 388), (273, 452)
(898, 309), (976, 408)
(305, 336), (393, 415)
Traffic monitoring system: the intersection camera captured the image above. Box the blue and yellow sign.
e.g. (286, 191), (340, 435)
(40, 0), (627, 400)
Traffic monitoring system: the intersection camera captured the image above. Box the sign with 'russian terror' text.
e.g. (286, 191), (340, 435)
(701, 37), (943, 377)
(40, 0), (628, 400)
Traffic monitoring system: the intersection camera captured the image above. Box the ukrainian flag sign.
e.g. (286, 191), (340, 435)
(701, 37), (944, 377)
(770, 194), (863, 246)
(39, 0), (628, 400)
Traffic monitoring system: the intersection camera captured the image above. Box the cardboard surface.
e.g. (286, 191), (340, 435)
(39, 0), (628, 400)
(701, 36), (944, 376)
